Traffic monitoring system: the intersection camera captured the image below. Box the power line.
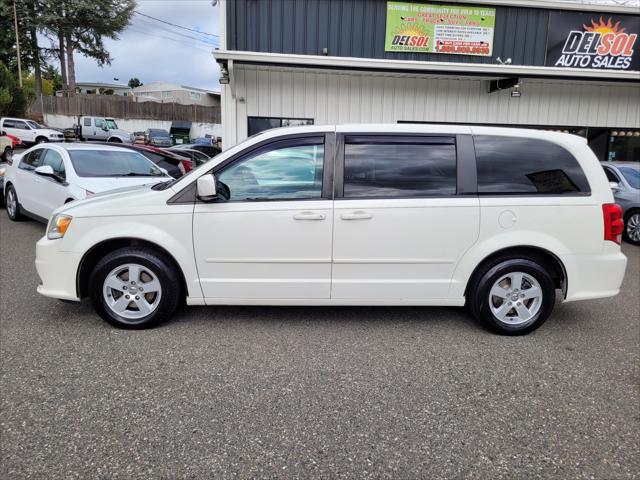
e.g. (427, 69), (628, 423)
(133, 11), (219, 38)
(127, 26), (216, 52)
(132, 17), (219, 46)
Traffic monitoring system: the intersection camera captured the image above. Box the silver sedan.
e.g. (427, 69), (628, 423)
(601, 162), (640, 245)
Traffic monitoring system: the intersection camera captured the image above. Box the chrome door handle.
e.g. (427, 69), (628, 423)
(293, 211), (326, 221)
(340, 211), (373, 221)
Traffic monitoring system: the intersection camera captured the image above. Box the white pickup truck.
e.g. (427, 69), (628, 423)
(75, 116), (133, 143)
(0, 117), (65, 145)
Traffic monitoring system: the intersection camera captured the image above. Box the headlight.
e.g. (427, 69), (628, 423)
(49, 133), (58, 137)
(47, 214), (73, 239)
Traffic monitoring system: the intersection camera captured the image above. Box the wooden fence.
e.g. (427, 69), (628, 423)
(28, 95), (221, 123)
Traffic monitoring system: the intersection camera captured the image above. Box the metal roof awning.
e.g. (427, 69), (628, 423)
(214, 50), (640, 83)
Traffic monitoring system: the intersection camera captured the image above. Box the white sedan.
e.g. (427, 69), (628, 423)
(3, 143), (172, 222)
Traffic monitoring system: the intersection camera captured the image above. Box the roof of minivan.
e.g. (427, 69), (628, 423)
(250, 123), (587, 146)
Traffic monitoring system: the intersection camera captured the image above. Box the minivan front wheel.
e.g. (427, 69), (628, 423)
(469, 259), (556, 335)
(89, 247), (181, 329)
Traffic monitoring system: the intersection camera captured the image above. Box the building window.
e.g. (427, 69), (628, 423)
(473, 135), (591, 195)
(247, 117), (314, 136)
(343, 136), (457, 198)
(609, 130), (640, 162)
(189, 91), (201, 100)
(161, 91), (172, 98)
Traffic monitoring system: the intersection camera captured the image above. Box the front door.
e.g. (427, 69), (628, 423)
(331, 134), (480, 300)
(31, 148), (70, 219)
(14, 147), (47, 214)
(193, 134), (334, 300)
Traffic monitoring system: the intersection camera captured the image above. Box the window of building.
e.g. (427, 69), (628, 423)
(342, 136), (457, 198)
(161, 91), (172, 98)
(218, 138), (324, 201)
(189, 91), (201, 100)
(608, 131), (640, 162)
(474, 135), (590, 195)
(247, 117), (314, 136)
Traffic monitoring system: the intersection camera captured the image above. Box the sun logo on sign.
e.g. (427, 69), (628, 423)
(583, 16), (625, 34)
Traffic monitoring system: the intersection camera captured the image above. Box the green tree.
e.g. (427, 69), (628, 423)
(42, 64), (63, 92)
(128, 77), (142, 88)
(42, 0), (135, 94)
(0, 61), (28, 117)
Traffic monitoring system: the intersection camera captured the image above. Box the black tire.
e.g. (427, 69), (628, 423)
(108, 137), (122, 143)
(89, 247), (181, 329)
(35, 136), (49, 144)
(1, 146), (11, 162)
(623, 210), (640, 246)
(5, 184), (23, 221)
(468, 258), (556, 335)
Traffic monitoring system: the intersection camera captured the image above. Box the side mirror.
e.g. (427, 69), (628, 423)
(35, 165), (55, 177)
(102, 126), (109, 131)
(159, 167), (169, 176)
(197, 173), (217, 201)
(609, 181), (620, 191)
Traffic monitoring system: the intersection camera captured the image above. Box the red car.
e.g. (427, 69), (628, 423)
(6, 134), (21, 148)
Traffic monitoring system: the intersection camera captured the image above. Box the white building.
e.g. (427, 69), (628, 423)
(132, 82), (221, 107)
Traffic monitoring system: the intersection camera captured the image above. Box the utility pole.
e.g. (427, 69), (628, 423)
(13, 0), (22, 87)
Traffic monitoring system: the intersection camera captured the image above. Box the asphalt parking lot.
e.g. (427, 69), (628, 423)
(1, 213), (638, 479)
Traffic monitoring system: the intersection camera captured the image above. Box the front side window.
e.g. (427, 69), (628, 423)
(42, 149), (66, 178)
(94, 118), (105, 128)
(343, 137), (457, 198)
(69, 150), (163, 177)
(105, 119), (118, 130)
(474, 136), (590, 194)
(218, 139), (324, 201)
(26, 120), (43, 129)
(19, 149), (45, 170)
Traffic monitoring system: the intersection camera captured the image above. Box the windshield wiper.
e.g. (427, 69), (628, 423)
(120, 172), (161, 177)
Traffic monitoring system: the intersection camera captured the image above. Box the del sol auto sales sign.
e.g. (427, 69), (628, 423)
(546, 11), (640, 70)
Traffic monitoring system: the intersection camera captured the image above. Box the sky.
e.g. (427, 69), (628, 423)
(43, 0), (222, 91)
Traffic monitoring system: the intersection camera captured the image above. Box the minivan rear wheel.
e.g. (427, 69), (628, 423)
(89, 247), (181, 329)
(469, 258), (556, 335)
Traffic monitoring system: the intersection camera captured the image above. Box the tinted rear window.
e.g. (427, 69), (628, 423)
(474, 136), (590, 194)
(69, 150), (163, 177)
(343, 137), (457, 198)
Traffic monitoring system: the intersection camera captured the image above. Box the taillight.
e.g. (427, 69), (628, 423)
(602, 203), (624, 244)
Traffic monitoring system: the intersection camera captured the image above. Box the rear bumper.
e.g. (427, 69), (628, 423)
(562, 248), (627, 302)
(35, 236), (82, 301)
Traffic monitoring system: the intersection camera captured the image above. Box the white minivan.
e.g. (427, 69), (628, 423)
(34, 125), (627, 334)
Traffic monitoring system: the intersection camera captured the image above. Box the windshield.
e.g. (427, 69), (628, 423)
(27, 120), (44, 129)
(619, 167), (640, 189)
(69, 150), (164, 177)
(105, 119), (118, 130)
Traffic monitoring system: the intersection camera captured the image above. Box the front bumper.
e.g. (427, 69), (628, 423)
(35, 236), (82, 301)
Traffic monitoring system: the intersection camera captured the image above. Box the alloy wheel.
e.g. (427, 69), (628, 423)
(627, 213), (640, 243)
(6, 189), (16, 218)
(102, 263), (162, 322)
(488, 271), (543, 326)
